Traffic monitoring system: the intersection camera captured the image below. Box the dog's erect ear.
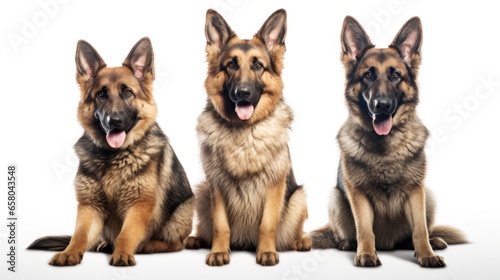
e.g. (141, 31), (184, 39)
(76, 40), (106, 81)
(391, 17), (422, 64)
(256, 9), (287, 52)
(123, 37), (155, 80)
(341, 16), (373, 61)
(205, 9), (236, 50)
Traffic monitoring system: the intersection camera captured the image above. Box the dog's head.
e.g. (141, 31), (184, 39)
(204, 9), (287, 125)
(341, 16), (422, 136)
(76, 37), (157, 149)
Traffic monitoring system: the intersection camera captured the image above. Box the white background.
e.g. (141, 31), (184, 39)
(1, 0), (499, 279)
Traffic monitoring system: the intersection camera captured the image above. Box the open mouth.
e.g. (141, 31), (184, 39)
(95, 111), (138, 149)
(372, 113), (393, 136)
(235, 101), (255, 121)
(106, 129), (127, 148)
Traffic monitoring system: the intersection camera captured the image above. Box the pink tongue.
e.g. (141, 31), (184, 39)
(373, 116), (393, 136)
(235, 104), (254, 120)
(106, 130), (126, 148)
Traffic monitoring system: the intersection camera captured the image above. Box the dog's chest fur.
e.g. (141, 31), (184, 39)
(197, 101), (293, 247)
(197, 101), (292, 181)
(338, 116), (429, 216)
(73, 125), (165, 214)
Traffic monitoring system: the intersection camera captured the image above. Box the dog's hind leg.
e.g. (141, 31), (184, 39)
(184, 181), (212, 250)
(430, 225), (467, 248)
(140, 240), (183, 253)
(142, 196), (196, 253)
(277, 186), (311, 252)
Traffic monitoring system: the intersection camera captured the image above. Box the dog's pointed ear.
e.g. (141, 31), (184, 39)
(123, 37), (155, 80)
(391, 17), (422, 64)
(256, 9), (287, 52)
(76, 40), (106, 81)
(205, 9), (236, 51)
(341, 16), (373, 61)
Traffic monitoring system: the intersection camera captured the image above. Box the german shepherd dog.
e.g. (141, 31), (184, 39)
(309, 16), (467, 267)
(184, 9), (311, 266)
(27, 37), (195, 266)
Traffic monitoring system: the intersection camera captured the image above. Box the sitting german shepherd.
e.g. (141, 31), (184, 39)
(309, 16), (467, 267)
(184, 9), (311, 266)
(27, 37), (195, 266)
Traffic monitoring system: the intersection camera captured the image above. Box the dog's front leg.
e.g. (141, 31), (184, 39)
(50, 204), (103, 266)
(345, 183), (381, 267)
(256, 179), (285, 266)
(407, 186), (445, 267)
(110, 200), (154, 266)
(206, 187), (230, 266)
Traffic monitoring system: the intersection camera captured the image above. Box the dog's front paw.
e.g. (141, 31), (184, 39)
(206, 252), (230, 266)
(49, 250), (84, 266)
(415, 252), (445, 268)
(354, 252), (381, 267)
(257, 251), (279, 266)
(110, 253), (136, 266)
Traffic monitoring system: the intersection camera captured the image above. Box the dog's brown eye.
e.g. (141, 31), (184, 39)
(227, 61), (236, 69)
(123, 89), (133, 97)
(364, 72), (372, 79)
(96, 87), (107, 99)
(392, 72), (400, 79)
(254, 62), (263, 70)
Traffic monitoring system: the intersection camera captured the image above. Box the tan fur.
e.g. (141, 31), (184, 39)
(185, 9), (310, 266)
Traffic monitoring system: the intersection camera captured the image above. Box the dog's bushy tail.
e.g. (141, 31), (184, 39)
(430, 225), (468, 245)
(307, 225), (338, 249)
(27, 235), (71, 251)
(27, 235), (112, 253)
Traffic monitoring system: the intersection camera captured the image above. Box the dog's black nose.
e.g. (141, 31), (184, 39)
(372, 96), (394, 115)
(108, 114), (124, 130)
(235, 87), (251, 100)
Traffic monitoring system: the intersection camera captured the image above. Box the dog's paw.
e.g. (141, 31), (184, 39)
(415, 252), (446, 268)
(49, 251), (83, 266)
(256, 251), (279, 266)
(429, 237), (448, 250)
(142, 240), (183, 254)
(354, 252), (381, 267)
(184, 236), (202, 250)
(206, 252), (230, 266)
(296, 237), (312, 251)
(110, 253), (136, 266)
(95, 242), (113, 253)
(338, 240), (357, 251)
